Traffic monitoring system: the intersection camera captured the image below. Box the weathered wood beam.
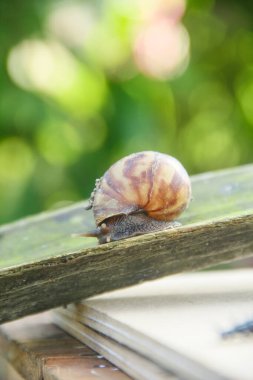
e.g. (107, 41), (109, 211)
(0, 164), (252, 324)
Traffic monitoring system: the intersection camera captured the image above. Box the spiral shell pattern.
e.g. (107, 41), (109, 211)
(93, 151), (191, 225)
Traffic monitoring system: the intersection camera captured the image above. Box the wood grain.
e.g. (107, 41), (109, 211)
(44, 357), (130, 380)
(0, 313), (130, 380)
(0, 164), (252, 324)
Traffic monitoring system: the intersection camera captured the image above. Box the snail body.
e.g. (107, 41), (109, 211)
(85, 151), (191, 244)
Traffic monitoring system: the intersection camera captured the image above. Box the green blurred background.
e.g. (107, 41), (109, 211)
(1, 0), (253, 225)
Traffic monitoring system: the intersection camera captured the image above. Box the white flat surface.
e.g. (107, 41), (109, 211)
(70, 270), (253, 380)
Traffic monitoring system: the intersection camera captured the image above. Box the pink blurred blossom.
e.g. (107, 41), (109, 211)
(133, 0), (189, 79)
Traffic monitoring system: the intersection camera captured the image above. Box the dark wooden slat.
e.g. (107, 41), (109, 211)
(44, 357), (130, 380)
(0, 164), (252, 324)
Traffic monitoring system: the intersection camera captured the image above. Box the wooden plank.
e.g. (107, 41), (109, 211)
(44, 357), (131, 380)
(0, 164), (252, 324)
(0, 313), (130, 380)
(53, 312), (178, 380)
(55, 270), (253, 380)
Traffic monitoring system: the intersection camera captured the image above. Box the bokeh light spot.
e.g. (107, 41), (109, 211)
(134, 18), (190, 79)
(36, 121), (83, 166)
(7, 39), (107, 118)
(0, 138), (35, 184)
(47, 2), (97, 48)
(79, 118), (108, 153)
(236, 69), (253, 126)
(188, 82), (233, 120)
(180, 113), (240, 171)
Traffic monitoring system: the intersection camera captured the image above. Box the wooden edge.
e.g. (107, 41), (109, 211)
(53, 311), (226, 380)
(53, 312), (178, 380)
(0, 212), (252, 324)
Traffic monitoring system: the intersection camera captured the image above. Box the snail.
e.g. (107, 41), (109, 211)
(83, 151), (191, 244)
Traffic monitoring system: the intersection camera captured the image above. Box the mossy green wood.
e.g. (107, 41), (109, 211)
(0, 164), (253, 324)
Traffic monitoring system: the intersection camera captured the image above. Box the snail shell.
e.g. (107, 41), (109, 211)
(85, 151), (191, 243)
(93, 151), (191, 224)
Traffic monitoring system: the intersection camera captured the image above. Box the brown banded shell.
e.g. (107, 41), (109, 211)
(92, 151), (191, 226)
